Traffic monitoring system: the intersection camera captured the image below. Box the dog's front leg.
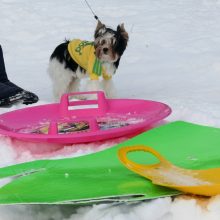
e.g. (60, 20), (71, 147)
(102, 79), (117, 98)
(68, 79), (80, 91)
(82, 79), (103, 99)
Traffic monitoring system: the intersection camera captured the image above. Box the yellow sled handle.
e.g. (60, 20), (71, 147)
(118, 145), (169, 172)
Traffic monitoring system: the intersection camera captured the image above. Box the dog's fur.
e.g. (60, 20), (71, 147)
(48, 21), (128, 100)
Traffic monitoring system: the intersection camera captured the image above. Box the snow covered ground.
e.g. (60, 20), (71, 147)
(1, 0), (220, 219)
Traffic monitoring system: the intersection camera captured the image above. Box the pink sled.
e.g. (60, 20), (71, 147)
(0, 91), (171, 144)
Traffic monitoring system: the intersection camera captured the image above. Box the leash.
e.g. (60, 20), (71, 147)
(84, 0), (99, 21)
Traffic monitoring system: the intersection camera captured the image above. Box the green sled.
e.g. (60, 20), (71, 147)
(0, 121), (220, 204)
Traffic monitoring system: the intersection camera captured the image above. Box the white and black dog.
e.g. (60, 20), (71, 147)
(48, 21), (128, 100)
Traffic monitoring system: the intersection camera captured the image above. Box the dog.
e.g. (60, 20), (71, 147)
(48, 20), (129, 100)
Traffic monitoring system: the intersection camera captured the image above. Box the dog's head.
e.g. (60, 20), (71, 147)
(94, 20), (129, 63)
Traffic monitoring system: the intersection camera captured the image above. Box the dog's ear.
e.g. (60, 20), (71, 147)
(96, 20), (105, 30)
(117, 23), (129, 41)
(94, 20), (106, 37)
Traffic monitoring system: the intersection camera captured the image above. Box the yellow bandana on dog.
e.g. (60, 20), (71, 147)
(68, 39), (112, 80)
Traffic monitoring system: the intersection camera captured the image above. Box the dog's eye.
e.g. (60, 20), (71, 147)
(101, 39), (106, 45)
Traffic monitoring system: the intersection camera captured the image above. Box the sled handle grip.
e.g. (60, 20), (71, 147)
(118, 145), (169, 173)
(59, 91), (108, 117)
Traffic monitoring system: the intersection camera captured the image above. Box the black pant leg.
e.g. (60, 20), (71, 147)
(0, 45), (9, 82)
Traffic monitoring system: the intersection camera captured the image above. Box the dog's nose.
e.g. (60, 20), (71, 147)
(103, 48), (108, 54)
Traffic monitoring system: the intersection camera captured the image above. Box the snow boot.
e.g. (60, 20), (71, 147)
(0, 81), (39, 107)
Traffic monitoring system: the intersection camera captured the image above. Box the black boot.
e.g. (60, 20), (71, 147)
(0, 45), (39, 107)
(4, 81), (39, 105)
(0, 81), (39, 107)
(0, 82), (23, 106)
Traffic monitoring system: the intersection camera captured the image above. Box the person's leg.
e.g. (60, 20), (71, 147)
(0, 45), (23, 105)
(0, 45), (9, 82)
(0, 45), (39, 106)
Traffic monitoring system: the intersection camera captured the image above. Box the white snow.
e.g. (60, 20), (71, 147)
(1, 0), (220, 219)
